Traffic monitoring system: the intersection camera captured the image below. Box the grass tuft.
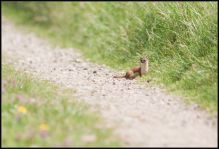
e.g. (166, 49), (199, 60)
(2, 64), (121, 147)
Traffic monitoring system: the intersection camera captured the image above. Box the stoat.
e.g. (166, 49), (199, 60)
(113, 57), (149, 80)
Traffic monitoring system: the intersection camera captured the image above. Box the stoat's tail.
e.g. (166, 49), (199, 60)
(113, 75), (125, 78)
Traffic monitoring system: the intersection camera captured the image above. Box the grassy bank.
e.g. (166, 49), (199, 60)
(2, 2), (217, 113)
(2, 64), (120, 147)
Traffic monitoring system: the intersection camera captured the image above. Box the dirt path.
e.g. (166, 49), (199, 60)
(2, 17), (217, 147)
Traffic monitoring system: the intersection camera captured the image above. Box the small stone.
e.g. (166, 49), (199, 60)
(181, 120), (187, 127)
(147, 79), (152, 83)
(75, 59), (81, 63)
(90, 90), (96, 96)
(211, 120), (216, 127)
(113, 82), (116, 85)
(83, 68), (88, 70)
(192, 104), (199, 110)
(93, 71), (97, 74)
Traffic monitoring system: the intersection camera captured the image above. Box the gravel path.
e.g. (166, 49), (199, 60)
(2, 17), (217, 147)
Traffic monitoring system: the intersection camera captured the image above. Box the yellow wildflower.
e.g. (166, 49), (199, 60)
(39, 123), (49, 131)
(17, 106), (27, 114)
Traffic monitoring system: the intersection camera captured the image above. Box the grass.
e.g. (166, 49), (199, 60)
(1, 64), (121, 147)
(2, 2), (217, 113)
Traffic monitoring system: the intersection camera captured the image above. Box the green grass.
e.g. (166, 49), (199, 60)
(2, 2), (217, 113)
(2, 64), (121, 147)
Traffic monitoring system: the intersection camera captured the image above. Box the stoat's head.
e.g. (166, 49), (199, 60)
(140, 57), (148, 63)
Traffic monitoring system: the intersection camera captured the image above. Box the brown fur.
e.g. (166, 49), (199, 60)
(113, 57), (148, 80)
